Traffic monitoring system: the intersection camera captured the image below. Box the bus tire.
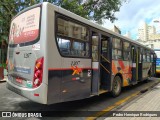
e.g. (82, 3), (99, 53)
(111, 76), (122, 97)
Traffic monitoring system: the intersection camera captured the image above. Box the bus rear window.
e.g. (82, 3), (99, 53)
(9, 7), (41, 45)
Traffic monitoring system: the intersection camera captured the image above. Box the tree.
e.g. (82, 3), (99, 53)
(53, 0), (124, 24)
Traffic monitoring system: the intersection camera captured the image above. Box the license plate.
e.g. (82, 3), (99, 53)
(16, 78), (22, 84)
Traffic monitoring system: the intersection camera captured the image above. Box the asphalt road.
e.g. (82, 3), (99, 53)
(0, 78), (160, 120)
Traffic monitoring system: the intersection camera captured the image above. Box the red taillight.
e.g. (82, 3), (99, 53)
(34, 93), (39, 96)
(33, 57), (44, 88)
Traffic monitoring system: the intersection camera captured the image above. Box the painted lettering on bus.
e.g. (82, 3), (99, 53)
(24, 53), (31, 58)
(71, 61), (80, 66)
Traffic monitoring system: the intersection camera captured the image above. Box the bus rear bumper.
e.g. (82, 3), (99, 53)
(6, 79), (48, 104)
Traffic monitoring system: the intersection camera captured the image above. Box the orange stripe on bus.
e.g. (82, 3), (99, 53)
(118, 60), (125, 70)
(112, 62), (118, 74)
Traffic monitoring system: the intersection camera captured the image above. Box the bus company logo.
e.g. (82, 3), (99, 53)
(1, 112), (42, 118)
(71, 66), (82, 75)
(2, 112), (11, 117)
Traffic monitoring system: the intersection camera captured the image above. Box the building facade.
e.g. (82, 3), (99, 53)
(138, 22), (156, 41)
(137, 39), (160, 49)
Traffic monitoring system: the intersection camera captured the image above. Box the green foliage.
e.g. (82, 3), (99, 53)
(53, 0), (124, 24)
(0, 63), (6, 68)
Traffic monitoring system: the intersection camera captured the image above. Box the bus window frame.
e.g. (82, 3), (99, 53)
(55, 13), (91, 58)
(9, 5), (42, 47)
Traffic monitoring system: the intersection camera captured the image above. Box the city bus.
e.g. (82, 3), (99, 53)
(154, 49), (160, 75)
(6, 2), (156, 104)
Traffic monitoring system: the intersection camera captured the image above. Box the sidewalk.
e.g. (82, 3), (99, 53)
(104, 83), (160, 120)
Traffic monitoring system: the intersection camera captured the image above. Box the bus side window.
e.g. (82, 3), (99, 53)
(57, 17), (90, 57)
(57, 37), (71, 55)
(72, 41), (88, 56)
(123, 42), (130, 60)
(146, 51), (151, 62)
(143, 50), (147, 62)
(112, 38), (122, 60)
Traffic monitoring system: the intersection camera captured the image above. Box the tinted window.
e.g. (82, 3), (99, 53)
(57, 17), (89, 57)
(123, 42), (130, 60)
(92, 36), (98, 61)
(57, 18), (88, 41)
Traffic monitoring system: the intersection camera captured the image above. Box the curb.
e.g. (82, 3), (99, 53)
(86, 78), (160, 120)
(0, 76), (7, 83)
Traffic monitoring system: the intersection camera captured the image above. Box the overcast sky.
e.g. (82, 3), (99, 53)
(102, 0), (160, 40)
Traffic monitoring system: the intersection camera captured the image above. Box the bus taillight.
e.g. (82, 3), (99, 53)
(33, 57), (44, 88)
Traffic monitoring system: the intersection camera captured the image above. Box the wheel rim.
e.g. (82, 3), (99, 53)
(114, 79), (120, 94)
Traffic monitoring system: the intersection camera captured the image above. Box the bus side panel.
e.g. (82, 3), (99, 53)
(121, 61), (132, 86)
(48, 70), (62, 104)
(112, 60), (132, 87)
(46, 4), (62, 104)
(61, 58), (91, 102)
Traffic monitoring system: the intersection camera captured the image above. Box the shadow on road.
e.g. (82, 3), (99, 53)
(18, 79), (159, 113)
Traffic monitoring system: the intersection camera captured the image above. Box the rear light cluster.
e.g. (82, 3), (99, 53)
(33, 57), (44, 88)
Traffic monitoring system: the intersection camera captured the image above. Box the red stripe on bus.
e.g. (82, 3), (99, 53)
(48, 68), (92, 71)
(72, 78), (77, 80)
(92, 68), (98, 70)
(118, 60), (125, 70)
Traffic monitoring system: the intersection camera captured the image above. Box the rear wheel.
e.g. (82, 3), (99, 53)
(111, 76), (122, 97)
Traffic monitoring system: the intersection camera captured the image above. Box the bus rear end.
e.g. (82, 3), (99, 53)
(6, 4), (48, 104)
(155, 49), (160, 75)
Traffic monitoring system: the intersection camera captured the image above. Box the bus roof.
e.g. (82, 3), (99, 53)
(13, 2), (154, 52)
(50, 2), (153, 51)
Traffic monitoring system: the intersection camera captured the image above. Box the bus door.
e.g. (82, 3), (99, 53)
(131, 46), (138, 84)
(150, 53), (155, 76)
(91, 32), (111, 94)
(153, 53), (157, 76)
(91, 32), (100, 95)
(100, 35), (111, 91)
(138, 48), (143, 81)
